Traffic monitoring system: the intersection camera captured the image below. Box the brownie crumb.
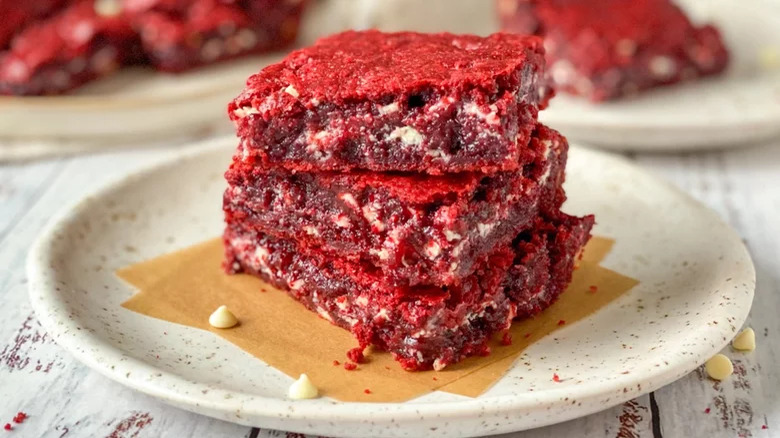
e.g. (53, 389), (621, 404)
(500, 332), (513, 346)
(347, 347), (365, 364)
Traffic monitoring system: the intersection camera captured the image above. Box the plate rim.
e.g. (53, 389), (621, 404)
(26, 137), (756, 430)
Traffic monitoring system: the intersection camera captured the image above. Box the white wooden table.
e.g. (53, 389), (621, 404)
(0, 139), (777, 438)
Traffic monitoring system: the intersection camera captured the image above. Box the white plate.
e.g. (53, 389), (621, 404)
(539, 0), (780, 149)
(27, 137), (755, 438)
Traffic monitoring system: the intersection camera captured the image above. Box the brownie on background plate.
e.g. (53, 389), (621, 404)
(497, 0), (729, 101)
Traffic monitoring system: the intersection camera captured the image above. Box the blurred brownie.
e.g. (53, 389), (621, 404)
(0, 0), (307, 95)
(0, 0), (71, 49)
(229, 30), (550, 174)
(0, 1), (138, 96)
(497, 0), (729, 101)
(224, 213), (593, 371)
(224, 125), (568, 286)
(124, 0), (306, 72)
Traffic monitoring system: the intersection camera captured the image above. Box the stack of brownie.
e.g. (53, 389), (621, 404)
(223, 30), (594, 371)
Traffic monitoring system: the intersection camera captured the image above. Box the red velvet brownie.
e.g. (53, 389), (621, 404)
(0, 0), (70, 49)
(229, 30), (550, 175)
(497, 0), (729, 101)
(0, 1), (139, 95)
(224, 213), (593, 371)
(124, 0), (306, 72)
(224, 125), (568, 286)
(0, 0), (307, 95)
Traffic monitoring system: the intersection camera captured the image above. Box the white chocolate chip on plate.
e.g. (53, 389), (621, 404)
(732, 327), (756, 351)
(208, 305), (238, 329)
(288, 374), (319, 400)
(704, 354), (733, 381)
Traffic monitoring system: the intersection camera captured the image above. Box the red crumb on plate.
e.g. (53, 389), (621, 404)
(12, 413), (27, 424)
(552, 373), (561, 382)
(500, 332), (513, 346)
(347, 347), (365, 364)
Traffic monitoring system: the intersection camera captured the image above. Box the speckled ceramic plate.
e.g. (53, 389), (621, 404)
(27, 137), (755, 438)
(539, 0), (780, 150)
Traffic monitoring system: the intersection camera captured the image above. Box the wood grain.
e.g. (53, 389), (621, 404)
(0, 139), (777, 437)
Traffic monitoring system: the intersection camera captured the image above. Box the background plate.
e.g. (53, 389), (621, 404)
(356, 0), (780, 150)
(27, 138), (754, 438)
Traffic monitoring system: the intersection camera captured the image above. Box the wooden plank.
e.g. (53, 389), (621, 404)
(633, 143), (779, 438)
(0, 149), (250, 438)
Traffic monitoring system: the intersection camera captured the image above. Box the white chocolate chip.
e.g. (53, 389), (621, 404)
(208, 305), (238, 329)
(732, 328), (756, 351)
(235, 29), (258, 50)
(201, 39), (223, 62)
(284, 85), (300, 98)
(649, 56), (676, 79)
(288, 374), (319, 400)
(615, 39), (637, 57)
(704, 354), (733, 381)
(94, 0), (122, 17)
(233, 106), (260, 118)
(339, 193), (359, 209)
(443, 230), (462, 242)
(388, 126), (423, 146)
(477, 222), (496, 237)
(432, 358), (447, 371)
(378, 102), (399, 115)
(425, 241), (441, 259)
(758, 46), (780, 70)
(550, 60), (575, 85)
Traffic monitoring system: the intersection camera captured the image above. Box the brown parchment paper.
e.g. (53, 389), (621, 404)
(118, 236), (637, 402)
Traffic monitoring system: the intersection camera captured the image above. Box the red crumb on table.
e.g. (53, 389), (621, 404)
(332, 360), (340, 366)
(344, 362), (357, 371)
(384, 366), (391, 370)
(552, 373), (561, 382)
(557, 319), (566, 326)
(524, 333), (532, 338)
(4, 423), (11, 431)
(432, 377), (438, 381)
(704, 407), (711, 414)
(347, 347), (365, 364)
(589, 285), (598, 293)
(364, 389), (372, 394)
(11, 413), (26, 424)
(501, 332), (513, 346)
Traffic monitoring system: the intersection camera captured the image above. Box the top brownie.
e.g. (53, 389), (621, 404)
(497, 0), (729, 101)
(229, 30), (548, 174)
